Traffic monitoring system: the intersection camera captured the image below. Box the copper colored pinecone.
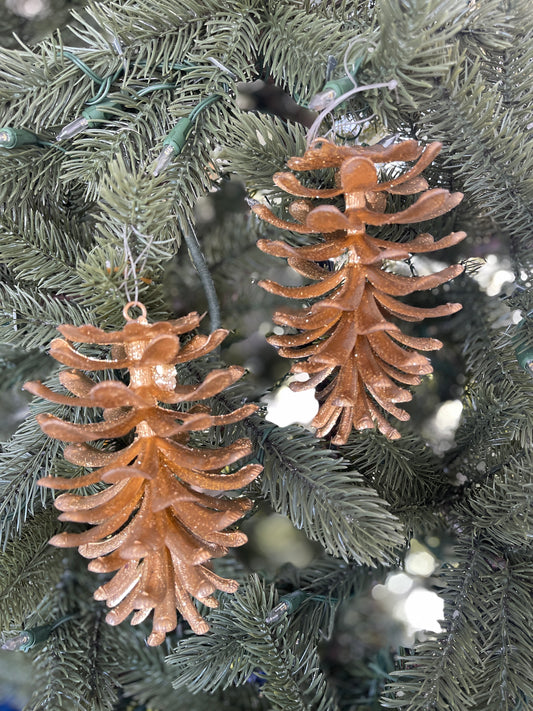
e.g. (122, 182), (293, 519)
(24, 302), (261, 645)
(253, 138), (466, 443)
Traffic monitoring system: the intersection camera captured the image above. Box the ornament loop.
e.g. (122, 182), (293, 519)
(123, 301), (147, 322)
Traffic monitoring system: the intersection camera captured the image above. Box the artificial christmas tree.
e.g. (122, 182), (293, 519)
(0, 1), (531, 710)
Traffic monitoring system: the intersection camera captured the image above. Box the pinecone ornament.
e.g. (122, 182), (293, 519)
(253, 138), (466, 443)
(24, 302), (261, 645)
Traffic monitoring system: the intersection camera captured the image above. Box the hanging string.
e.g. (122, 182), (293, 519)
(118, 200), (221, 332)
(121, 226), (138, 303)
(120, 225), (156, 304)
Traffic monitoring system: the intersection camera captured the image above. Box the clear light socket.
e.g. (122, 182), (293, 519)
(308, 88), (337, 111)
(153, 144), (175, 176)
(56, 116), (90, 141)
(265, 600), (290, 625)
(1, 631), (31, 651)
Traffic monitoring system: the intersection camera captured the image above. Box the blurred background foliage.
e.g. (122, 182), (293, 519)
(0, 0), (83, 48)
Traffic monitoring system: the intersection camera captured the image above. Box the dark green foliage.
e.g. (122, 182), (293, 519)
(0, 0), (531, 709)
(359, 0), (533, 274)
(0, 411), (62, 545)
(0, 0), (84, 48)
(383, 540), (533, 710)
(0, 510), (62, 628)
(341, 430), (449, 531)
(0, 283), (92, 348)
(274, 556), (386, 640)
(0, 209), (85, 291)
(179, 366), (404, 566)
(119, 628), (269, 711)
(25, 563), (129, 711)
(256, 422), (404, 565)
(0, 345), (52, 391)
(222, 112), (307, 193)
(458, 452), (533, 550)
(258, 3), (348, 100)
(168, 574), (339, 711)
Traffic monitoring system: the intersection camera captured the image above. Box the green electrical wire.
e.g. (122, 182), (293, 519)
(189, 93), (222, 120)
(0, 127), (66, 152)
(62, 51), (125, 105)
(62, 50), (198, 104)
(62, 50), (109, 84)
(153, 93), (223, 175)
(136, 83), (176, 97)
(183, 218), (221, 332)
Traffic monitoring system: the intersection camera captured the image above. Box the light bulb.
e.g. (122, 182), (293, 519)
(153, 144), (175, 177)
(56, 100), (121, 141)
(0, 127), (41, 148)
(1, 631), (32, 651)
(153, 117), (194, 176)
(308, 76), (358, 111)
(308, 88), (337, 111)
(56, 116), (90, 141)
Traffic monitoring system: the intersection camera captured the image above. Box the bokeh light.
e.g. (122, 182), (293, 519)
(264, 373), (318, 427)
(6, 0), (46, 18)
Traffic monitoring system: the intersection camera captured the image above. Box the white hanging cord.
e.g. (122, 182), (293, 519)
(306, 79), (397, 146)
(121, 225), (156, 304)
(121, 226), (136, 303)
